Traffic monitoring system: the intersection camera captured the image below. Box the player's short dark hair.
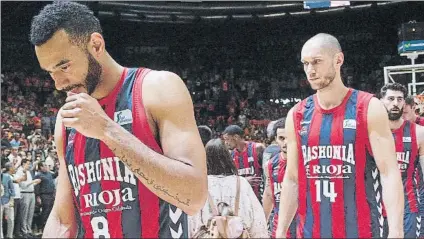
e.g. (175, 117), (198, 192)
(198, 125), (213, 146)
(30, 2), (102, 47)
(223, 125), (244, 137)
(405, 95), (415, 106)
(380, 83), (408, 99)
(273, 118), (286, 138)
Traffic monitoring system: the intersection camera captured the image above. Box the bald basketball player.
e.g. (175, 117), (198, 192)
(276, 33), (404, 238)
(381, 83), (424, 238)
(30, 2), (207, 238)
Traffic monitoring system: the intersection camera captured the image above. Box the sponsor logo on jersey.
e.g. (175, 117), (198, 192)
(67, 157), (138, 213)
(403, 137), (412, 143)
(114, 109), (133, 125)
(343, 119), (356, 129)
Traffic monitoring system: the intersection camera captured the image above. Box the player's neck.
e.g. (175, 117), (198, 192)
(236, 141), (247, 152)
(389, 118), (404, 130)
(316, 78), (349, 110)
(411, 113), (418, 122)
(91, 54), (125, 100)
(280, 152), (287, 160)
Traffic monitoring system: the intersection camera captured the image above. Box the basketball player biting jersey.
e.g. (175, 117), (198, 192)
(263, 118), (296, 238)
(223, 125), (265, 201)
(30, 2), (208, 238)
(276, 33), (404, 238)
(380, 83), (424, 238)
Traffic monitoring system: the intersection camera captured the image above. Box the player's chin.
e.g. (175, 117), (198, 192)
(309, 82), (323, 90)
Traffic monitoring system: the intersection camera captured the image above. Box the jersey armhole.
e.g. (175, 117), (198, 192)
(61, 124), (67, 156)
(361, 93), (374, 157)
(131, 68), (163, 153)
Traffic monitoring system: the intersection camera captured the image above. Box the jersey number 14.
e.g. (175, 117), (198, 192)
(315, 180), (338, 203)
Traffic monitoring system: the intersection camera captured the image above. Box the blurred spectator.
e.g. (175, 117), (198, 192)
(34, 161), (58, 231)
(1, 162), (16, 239)
(8, 147), (22, 169)
(16, 159), (41, 238)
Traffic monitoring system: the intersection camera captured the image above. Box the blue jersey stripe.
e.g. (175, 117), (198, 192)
(403, 121), (414, 214)
(84, 137), (106, 235)
(318, 113), (333, 238)
(343, 90), (359, 238)
(115, 68), (142, 237)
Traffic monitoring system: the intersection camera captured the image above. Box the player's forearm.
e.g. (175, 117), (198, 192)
(380, 169), (404, 236)
(43, 210), (77, 238)
(262, 191), (273, 222)
(276, 179), (298, 237)
(100, 122), (207, 215)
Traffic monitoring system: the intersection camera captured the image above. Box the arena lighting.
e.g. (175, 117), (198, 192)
(262, 12), (287, 18)
(98, 2), (302, 13)
(97, 1), (402, 23)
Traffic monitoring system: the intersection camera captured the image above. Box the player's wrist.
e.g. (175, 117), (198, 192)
(99, 118), (120, 141)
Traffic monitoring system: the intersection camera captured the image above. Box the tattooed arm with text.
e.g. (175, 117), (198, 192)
(60, 71), (208, 215)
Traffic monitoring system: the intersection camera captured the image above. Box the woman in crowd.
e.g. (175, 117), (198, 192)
(189, 138), (268, 238)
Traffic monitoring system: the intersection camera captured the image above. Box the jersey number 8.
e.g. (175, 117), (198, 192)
(91, 216), (111, 238)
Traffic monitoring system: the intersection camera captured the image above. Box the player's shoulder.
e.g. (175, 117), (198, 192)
(142, 70), (190, 108)
(265, 144), (279, 153)
(143, 70), (183, 87)
(414, 122), (424, 140)
(367, 97), (386, 114)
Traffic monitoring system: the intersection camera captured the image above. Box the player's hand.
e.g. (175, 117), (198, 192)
(275, 228), (286, 239)
(61, 92), (112, 139)
(245, 176), (262, 186)
(388, 231), (403, 238)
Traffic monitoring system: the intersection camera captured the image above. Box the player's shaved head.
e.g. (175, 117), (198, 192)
(302, 33), (342, 56)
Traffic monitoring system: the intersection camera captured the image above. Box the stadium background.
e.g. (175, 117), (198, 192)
(1, 1), (424, 237)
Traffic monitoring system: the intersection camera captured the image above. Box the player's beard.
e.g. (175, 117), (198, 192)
(387, 106), (404, 121)
(85, 53), (102, 95)
(312, 65), (336, 90)
(62, 52), (102, 95)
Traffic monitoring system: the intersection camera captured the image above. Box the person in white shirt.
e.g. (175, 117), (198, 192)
(189, 139), (268, 238)
(44, 148), (57, 172)
(11, 165), (27, 238)
(8, 147), (22, 169)
(15, 159), (41, 237)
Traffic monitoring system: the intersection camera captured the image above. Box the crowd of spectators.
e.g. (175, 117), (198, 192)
(1, 39), (423, 237)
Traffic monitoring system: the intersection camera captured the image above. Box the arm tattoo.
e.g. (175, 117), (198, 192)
(111, 147), (191, 207)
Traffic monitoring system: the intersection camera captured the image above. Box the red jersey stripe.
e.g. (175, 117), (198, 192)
(330, 107), (347, 238)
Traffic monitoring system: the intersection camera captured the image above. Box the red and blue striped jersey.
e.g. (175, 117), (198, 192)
(231, 142), (262, 199)
(392, 120), (419, 214)
(63, 68), (188, 238)
(268, 153), (296, 238)
(293, 89), (384, 238)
